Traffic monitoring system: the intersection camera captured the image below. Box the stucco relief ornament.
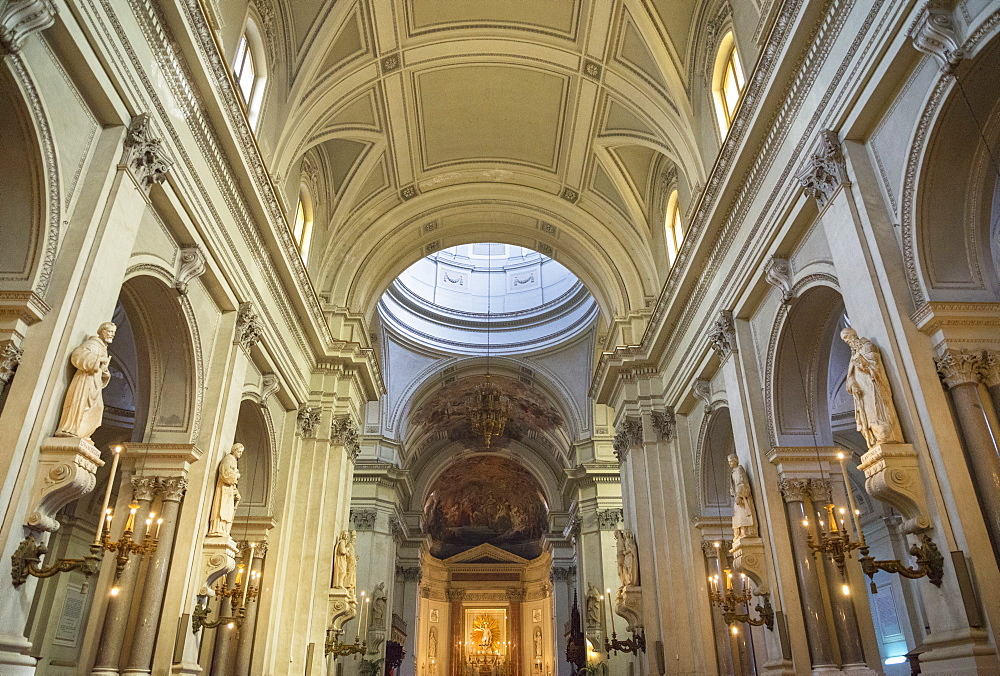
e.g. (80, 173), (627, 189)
(0, 340), (23, 392)
(909, 0), (965, 74)
(708, 311), (736, 358)
(55, 322), (116, 443)
(174, 245), (206, 295)
(841, 328), (904, 448)
(728, 454), (759, 541)
(235, 302), (263, 352)
(331, 414), (360, 460)
(650, 408), (676, 441)
(207, 443), (243, 539)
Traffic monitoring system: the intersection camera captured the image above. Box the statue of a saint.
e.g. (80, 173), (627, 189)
(615, 529), (639, 587)
(728, 453), (758, 540)
(428, 627), (437, 659)
(841, 328), (904, 448)
(534, 626), (543, 657)
(480, 623), (492, 647)
(346, 530), (358, 592)
(371, 581), (387, 628)
(207, 443), (243, 538)
(333, 530), (351, 589)
(55, 322), (116, 442)
(586, 584), (602, 629)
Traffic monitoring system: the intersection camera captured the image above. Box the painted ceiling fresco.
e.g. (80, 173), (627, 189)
(411, 374), (563, 450)
(424, 455), (549, 559)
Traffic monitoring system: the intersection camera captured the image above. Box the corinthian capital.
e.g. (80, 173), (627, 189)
(158, 476), (188, 502)
(708, 311), (736, 359)
(980, 351), (1000, 388)
(934, 348), (982, 389)
(612, 418), (642, 463)
(794, 130), (849, 209)
(122, 114), (172, 191)
(777, 478), (811, 503)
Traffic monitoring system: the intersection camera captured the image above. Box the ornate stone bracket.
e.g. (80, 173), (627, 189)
(328, 587), (358, 634)
(909, 0), (965, 74)
(614, 586), (642, 632)
(612, 418), (642, 463)
(731, 537), (769, 595)
(235, 302), (262, 353)
(708, 310), (736, 359)
(25, 437), (103, 533)
(296, 406), (321, 438)
(764, 256), (793, 304)
(794, 129), (849, 210)
(199, 536), (237, 596)
(122, 113), (172, 191)
(260, 373), (279, 403)
(857, 443), (931, 534)
(692, 379), (712, 408)
(0, 0), (56, 54)
(174, 245), (206, 295)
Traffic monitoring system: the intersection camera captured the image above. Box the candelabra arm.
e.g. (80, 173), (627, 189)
(191, 601), (245, 634)
(10, 536), (103, 587)
(858, 533), (945, 593)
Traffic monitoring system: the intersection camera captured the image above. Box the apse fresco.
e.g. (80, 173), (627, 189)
(424, 456), (549, 559)
(412, 375), (564, 450)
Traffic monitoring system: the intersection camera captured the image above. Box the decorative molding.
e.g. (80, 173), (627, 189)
(122, 113), (172, 191)
(331, 414), (360, 460)
(174, 245), (206, 295)
(296, 406), (321, 438)
(349, 509), (377, 531)
(764, 256), (793, 303)
(235, 302), (263, 353)
(596, 508), (623, 531)
(650, 408), (676, 441)
(708, 310), (735, 359)
(934, 348), (983, 389)
(612, 418), (642, 463)
(909, 1), (965, 74)
(0, 0), (56, 54)
(794, 129), (849, 210)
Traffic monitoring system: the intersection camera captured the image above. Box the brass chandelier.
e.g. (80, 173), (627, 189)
(466, 245), (510, 448)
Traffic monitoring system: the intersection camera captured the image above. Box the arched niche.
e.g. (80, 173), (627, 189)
(699, 407), (735, 513)
(771, 285), (846, 447)
(908, 33), (1000, 303)
(233, 399), (273, 514)
(0, 65), (46, 291)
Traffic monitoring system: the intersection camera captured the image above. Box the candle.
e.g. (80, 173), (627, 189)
(94, 446), (122, 543)
(154, 518), (163, 540)
(123, 503), (138, 534)
(363, 597), (371, 638)
(605, 589), (615, 636)
(599, 592), (607, 635)
(241, 542), (256, 607)
(838, 451), (865, 546)
(356, 591), (366, 641)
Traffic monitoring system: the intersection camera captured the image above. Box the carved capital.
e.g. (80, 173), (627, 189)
(980, 351), (1000, 389)
(909, 0), (965, 74)
(158, 476), (188, 502)
(708, 311), (736, 359)
(25, 437), (102, 533)
(550, 565), (576, 582)
(0, 340), (23, 391)
(296, 406), (321, 438)
(596, 508), (623, 531)
(764, 256), (793, 303)
(446, 588), (466, 602)
(349, 508), (376, 531)
(700, 540), (729, 558)
(131, 476), (159, 502)
(795, 130), (849, 209)
(777, 478), (811, 503)
(506, 589), (526, 603)
(331, 414), (360, 460)
(612, 418), (642, 463)
(807, 478), (832, 504)
(0, 0), (56, 54)
(396, 565), (421, 582)
(235, 302), (263, 353)
(935, 348), (982, 389)
(174, 245), (206, 295)
(122, 114), (172, 191)
(650, 408), (676, 441)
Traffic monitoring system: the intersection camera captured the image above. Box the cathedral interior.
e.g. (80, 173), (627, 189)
(2, 0), (1000, 674)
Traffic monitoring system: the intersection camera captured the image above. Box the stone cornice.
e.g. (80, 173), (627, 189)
(912, 301), (1000, 351)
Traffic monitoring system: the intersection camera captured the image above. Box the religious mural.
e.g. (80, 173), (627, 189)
(424, 456), (548, 559)
(411, 375), (564, 450)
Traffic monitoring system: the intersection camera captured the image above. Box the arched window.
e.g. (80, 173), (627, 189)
(665, 190), (683, 264)
(712, 32), (745, 135)
(233, 19), (267, 128)
(292, 186), (313, 262)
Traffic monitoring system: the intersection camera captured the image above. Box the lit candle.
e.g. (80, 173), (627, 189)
(241, 542), (256, 607)
(363, 596), (371, 638)
(838, 451), (865, 546)
(123, 503), (138, 534)
(94, 446), (122, 543)
(599, 592), (607, 634)
(725, 569), (732, 590)
(605, 589), (615, 636)
(154, 518), (163, 540)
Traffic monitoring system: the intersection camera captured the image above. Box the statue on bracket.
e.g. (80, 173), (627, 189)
(615, 528), (639, 587)
(841, 327), (904, 448)
(371, 581), (387, 628)
(586, 584), (602, 629)
(728, 453), (759, 541)
(333, 529), (358, 592)
(207, 443), (243, 538)
(55, 322), (116, 442)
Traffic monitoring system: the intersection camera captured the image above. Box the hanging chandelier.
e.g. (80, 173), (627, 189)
(468, 378), (510, 448)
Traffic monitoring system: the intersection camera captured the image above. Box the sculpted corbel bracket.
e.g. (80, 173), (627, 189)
(199, 536), (238, 596)
(909, 0), (965, 74)
(328, 587), (359, 635)
(25, 437), (103, 533)
(174, 245), (206, 295)
(614, 586), (642, 632)
(857, 443), (931, 534)
(730, 537), (769, 595)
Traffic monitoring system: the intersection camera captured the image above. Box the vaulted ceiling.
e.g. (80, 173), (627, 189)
(264, 0), (716, 338)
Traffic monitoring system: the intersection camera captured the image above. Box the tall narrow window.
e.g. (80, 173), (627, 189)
(232, 19), (266, 129)
(712, 32), (746, 135)
(665, 190), (683, 264)
(293, 186), (313, 262)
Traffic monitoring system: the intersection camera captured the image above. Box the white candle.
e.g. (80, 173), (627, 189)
(838, 451), (865, 545)
(605, 589), (615, 635)
(241, 543), (256, 607)
(94, 446), (122, 543)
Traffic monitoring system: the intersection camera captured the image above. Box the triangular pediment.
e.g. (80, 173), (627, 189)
(443, 543), (530, 565)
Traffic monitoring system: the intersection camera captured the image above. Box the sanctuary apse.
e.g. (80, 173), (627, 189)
(3, 1), (1000, 675)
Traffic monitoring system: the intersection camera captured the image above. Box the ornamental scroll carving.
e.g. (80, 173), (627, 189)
(795, 129), (849, 210)
(122, 114), (172, 191)
(909, 1), (965, 74)
(612, 418), (642, 463)
(764, 256), (793, 304)
(174, 245), (206, 295)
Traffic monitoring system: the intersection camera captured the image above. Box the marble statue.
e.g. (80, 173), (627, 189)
(371, 582), (387, 628)
(207, 443), (243, 538)
(428, 627), (437, 659)
(55, 322), (116, 442)
(586, 584), (602, 628)
(333, 530), (352, 589)
(841, 327), (904, 448)
(615, 529), (639, 587)
(728, 453), (759, 540)
(480, 622), (492, 647)
(347, 530), (358, 592)
(534, 626), (542, 658)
